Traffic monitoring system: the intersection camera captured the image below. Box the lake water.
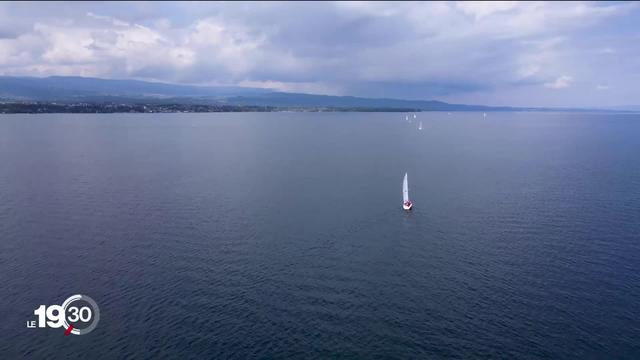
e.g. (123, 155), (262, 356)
(1, 112), (639, 358)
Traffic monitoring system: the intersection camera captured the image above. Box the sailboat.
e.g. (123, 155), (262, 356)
(413, 113), (416, 119)
(402, 172), (413, 210)
(418, 121), (423, 131)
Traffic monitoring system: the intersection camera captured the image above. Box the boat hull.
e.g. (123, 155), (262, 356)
(403, 203), (413, 211)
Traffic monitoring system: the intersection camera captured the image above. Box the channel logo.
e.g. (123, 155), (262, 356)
(26, 294), (100, 336)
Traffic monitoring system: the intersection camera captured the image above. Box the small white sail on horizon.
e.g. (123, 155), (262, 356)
(413, 113), (416, 119)
(418, 121), (423, 130)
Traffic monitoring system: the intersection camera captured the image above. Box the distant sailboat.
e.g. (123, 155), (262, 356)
(405, 115), (409, 121)
(483, 113), (487, 118)
(402, 172), (413, 210)
(413, 113), (416, 119)
(418, 121), (423, 130)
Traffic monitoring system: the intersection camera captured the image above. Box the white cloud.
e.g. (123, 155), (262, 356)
(238, 80), (340, 95)
(544, 75), (573, 89)
(36, 23), (96, 64)
(86, 12), (129, 27)
(455, 1), (518, 20)
(597, 47), (615, 54)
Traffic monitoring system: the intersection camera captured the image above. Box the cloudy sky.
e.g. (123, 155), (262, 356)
(0, 1), (638, 107)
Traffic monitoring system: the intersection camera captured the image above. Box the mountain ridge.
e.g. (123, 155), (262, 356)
(0, 75), (629, 112)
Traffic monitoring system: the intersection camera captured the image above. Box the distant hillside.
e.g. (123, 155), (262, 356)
(222, 92), (513, 111)
(0, 76), (271, 101)
(0, 75), (626, 112)
(0, 76), (510, 111)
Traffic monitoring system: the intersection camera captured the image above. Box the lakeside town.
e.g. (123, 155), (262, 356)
(0, 101), (419, 114)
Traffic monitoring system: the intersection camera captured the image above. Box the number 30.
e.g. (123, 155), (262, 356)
(68, 306), (92, 322)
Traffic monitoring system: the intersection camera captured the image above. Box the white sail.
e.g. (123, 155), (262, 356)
(418, 121), (423, 130)
(403, 173), (409, 202)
